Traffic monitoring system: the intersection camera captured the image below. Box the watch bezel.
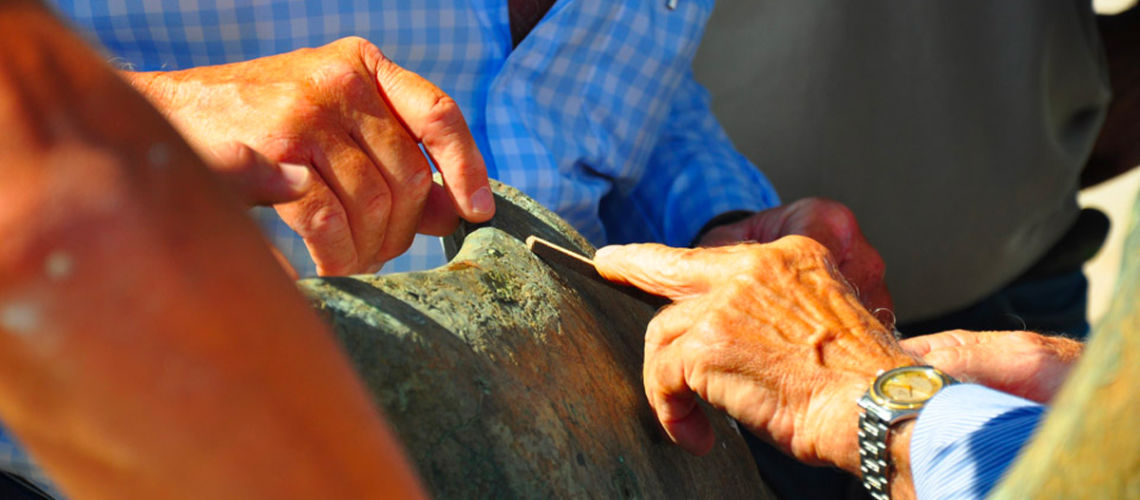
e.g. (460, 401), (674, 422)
(867, 365), (954, 411)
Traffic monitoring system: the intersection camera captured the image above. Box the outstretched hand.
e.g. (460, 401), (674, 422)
(594, 237), (915, 473)
(127, 37), (494, 275)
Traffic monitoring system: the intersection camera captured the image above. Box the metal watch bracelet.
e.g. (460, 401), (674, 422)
(858, 410), (894, 500)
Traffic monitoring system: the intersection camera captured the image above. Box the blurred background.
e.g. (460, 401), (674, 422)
(1084, 0), (1139, 324)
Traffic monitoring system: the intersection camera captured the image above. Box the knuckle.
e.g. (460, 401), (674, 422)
(257, 136), (311, 164)
(730, 246), (782, 278)
(693, 312), (731, 343)
(797, 197), (856, 225)
(360, 186), (394, 221)
(211, 141), (261, 171)
(337, 69), (375, 101)
(684, 343), (715, 381)
(328, 36), (370, 55)
(353, 37), (386, 65)
(645, 318), (670, 346)
(311, 60), (370, 96)
(406, 168), (433, 195)
(328, 36), (387, 82)
(815, 197), (856, 220)
(780, 234), (830, 259)
(734, 250), (769, 273)
(339, 35), (370, 47)
(299, 203), (350, 237)
(420, 95), (466, 142)
(300, 207), (359, 275)
(799, 197), (860, 245)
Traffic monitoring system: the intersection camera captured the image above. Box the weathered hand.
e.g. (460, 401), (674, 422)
(126, 36), (494, 275)
(901, 330), (1082, 403)
(0, 5), (424, 498)
(697, 198), (893, 325)
(594, 237), (915, 473)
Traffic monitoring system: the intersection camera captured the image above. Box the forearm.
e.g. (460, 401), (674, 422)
(0, 5), (424, 499)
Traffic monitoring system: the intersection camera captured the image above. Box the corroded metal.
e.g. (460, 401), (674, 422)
(300, 181), (772, 499)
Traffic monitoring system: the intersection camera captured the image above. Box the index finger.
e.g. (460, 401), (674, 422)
(364, 45), (494, 222)
(593, 244), (721, 300)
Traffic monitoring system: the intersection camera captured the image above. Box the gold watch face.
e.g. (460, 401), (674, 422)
(871, 366), (949, 409)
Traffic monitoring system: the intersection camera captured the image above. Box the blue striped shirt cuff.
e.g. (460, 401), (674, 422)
(910, 384), (1045, 500)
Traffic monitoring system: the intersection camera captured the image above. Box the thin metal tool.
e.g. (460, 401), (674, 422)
(526, 236), (670, 308)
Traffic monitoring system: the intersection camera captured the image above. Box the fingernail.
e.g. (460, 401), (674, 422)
(470, 186), (494, 215)
(594, 246), (616, 259)
(279, 163), (311, 191)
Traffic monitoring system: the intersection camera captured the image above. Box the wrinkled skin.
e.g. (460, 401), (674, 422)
(594, 237), (917, 498)
(903, 330), (1082, 403)
(0, 3), (426, 499)
(595, 237), (1090, 500)
(698, 198), (893, 326)
(126, 36), (494, 275)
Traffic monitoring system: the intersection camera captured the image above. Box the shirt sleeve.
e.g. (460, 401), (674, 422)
(910, 384), (1046, 500)
(600, 69), (780, 247)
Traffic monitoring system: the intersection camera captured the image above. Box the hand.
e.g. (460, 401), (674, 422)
(697, 198), (892, 326)
(901, 330), (1082, 403)
(0, 5), (424, 498)
(594, 237), (915, 474)
(126, 36), (494, 275)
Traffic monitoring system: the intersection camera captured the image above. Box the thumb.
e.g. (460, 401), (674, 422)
(899, 336), (938, 358)
(920, 345), (1000, 384)
(594, 243), (721, 300)
(207, 142), (311, 207)
(919, 348), (968, 375)
(900, 330), (985, 358)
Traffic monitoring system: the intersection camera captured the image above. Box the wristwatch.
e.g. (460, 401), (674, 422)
(857, 365), (956, 500)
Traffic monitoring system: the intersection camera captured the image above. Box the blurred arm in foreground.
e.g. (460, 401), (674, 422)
(0, 2), (425, 499)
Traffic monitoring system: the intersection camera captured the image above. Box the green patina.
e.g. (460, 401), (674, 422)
(300, 181), (773, 499)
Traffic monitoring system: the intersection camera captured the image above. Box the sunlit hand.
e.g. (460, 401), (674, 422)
(594, 237), (915, 474)
(901, 330), (1082, 403)
(125, 36), (494, 275)
(697, 198), (892, 325)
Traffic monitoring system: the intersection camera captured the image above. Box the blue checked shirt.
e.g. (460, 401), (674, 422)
(48, 0), (779, 277)
(6, 0), (779, 495)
